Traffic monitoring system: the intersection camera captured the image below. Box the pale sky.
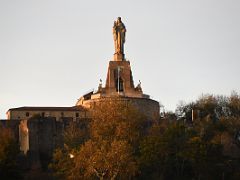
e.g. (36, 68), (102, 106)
(1, 0), (240, 118)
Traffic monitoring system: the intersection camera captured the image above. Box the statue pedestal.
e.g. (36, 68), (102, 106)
(113, 53), (125, 61)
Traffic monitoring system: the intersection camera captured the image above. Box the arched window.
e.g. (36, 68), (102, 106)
(115, 77), (124, 92)
(114, 67), (124, 92)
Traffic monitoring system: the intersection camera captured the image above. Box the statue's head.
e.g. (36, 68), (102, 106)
(117, 17), (122, 22)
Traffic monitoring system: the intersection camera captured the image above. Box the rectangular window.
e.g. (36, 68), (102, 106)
(76, 112), (79, 117)
(26, 112), (29, 117)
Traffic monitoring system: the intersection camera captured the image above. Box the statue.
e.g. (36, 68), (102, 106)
(98, 79), (103, 92)
(135, 80), (142, 92)
(113, 17), (126, 55)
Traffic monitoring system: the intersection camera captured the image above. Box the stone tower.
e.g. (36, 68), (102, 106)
(104, 17), (143, 97)
(76, 17), (159, 120)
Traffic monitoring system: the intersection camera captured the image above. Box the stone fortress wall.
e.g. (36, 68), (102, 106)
(7, 107), (89, 121)
(0, 117), (89, 169)
(80, 97), (160, 121)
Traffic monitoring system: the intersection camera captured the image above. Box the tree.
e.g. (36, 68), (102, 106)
(64, 120), (90, 149)
(0, 125), (22, 179)
(89, 99), (146, 145)
(176, 92), (240, 123)
(139, 118), (229, 180)
(139, 120), (193, 180)
(49, 146), (75, 179)
(70, 139), (137, 180)
(51, 99), (146, 179)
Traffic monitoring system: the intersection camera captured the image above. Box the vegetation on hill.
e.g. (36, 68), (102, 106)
(50, 93), (240, 180)
(1, 93), (240, 179)
(50, 100), (146, 179)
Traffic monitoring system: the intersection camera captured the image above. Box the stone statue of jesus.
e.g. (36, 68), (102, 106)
(113, 17), (126, 54)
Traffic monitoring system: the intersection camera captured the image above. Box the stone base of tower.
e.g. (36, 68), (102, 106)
(77, 97), (160, 121)
(75, 55), (160, 121)
(104, 60), (144, 98)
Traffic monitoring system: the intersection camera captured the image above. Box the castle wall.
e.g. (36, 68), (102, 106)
(8, 109), (87, 121)
(0, 119), (20, 141)
(1, 117), (89, 169)
(130, 97), (160, 121)
(81, 97), (160, 121)
(27, 118), (59, 168)
(17, 117), (89, 169)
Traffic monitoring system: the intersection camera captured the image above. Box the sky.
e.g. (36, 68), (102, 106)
(0, 0), (240, 118)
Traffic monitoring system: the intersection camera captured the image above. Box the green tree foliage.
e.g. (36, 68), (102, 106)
(139, 120), (233, 180)
(138, 92), (240, 180)
(176, 92), (240, 122)
(139, 122), (193, 179)
(0, 125), (22, 179)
